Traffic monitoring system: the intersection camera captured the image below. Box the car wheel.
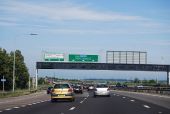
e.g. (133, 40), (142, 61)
(94, 95), (96, 98)
(71, 98), (75, 102)
(51, 99), (55, 103)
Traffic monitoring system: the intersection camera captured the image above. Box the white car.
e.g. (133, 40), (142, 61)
(94, 84), (110, 97)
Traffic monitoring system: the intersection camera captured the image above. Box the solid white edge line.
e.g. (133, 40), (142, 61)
(111, 90), (170, 99)
(143, 105), (151, 109)
(69, 107), (76, 111)
(13, 107), (20, 109)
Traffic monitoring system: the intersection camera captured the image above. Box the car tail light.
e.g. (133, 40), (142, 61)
(51, 89), (55, 93)
(68, 88), (73, 92)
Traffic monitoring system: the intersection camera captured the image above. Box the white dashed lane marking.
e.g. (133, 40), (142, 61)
(122, 97), (126, 99)
(143, 105), (151, 109)
(80, 97), (87, 104)
(69, 107), (76, 111)
(21, 105), (26, 107)
(0, 100), (50, 113)
(28, 104), (33, 106)
(130, 100), (135, 102)
(5, 108), (11, 111)
(36, 101), (41, 104)
(80, 101), (83, 104)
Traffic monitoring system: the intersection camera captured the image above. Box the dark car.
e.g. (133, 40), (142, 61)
(73, 85), (83, 94)
(47, 86), (53, 94)
(88, 85), (95, 91)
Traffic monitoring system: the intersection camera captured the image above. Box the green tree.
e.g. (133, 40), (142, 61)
(11, 50), (29, 89)
(134, 78), (140, 83)
(38, 78), (45, 85)
(142, 79), (148, 85)
(148, 80), (156, 85)
(0, 48), (13, 90)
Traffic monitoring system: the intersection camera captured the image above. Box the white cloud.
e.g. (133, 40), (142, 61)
(1, 0), (170, 35)
(147, 40), (170, 46)
(0, 17), (19, 26)
(36, 27), (170, 35)
(0, 1), (146, 22)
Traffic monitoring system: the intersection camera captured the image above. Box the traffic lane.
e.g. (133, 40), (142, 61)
(1, 91), (169, 114)
(0, 92), (89, 114)
(67, 92), (170, 114)
(0, 91), (49, 110)
(112, 90), (170, 109)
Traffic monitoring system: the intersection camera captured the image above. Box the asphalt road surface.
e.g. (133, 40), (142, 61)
(0, 91), (170, 114)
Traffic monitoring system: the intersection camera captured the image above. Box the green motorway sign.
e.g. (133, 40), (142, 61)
(69, 54), (98, 62)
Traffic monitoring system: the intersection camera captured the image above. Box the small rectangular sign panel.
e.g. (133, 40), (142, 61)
(1, 79), (6, 82)
(44, 53), (64, 62)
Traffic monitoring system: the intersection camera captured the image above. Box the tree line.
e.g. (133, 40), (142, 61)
(0, 48), (29, 90)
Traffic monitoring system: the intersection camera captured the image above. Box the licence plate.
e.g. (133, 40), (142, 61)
(58, 95), (65, 97)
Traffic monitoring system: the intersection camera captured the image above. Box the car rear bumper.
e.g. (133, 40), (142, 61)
(94, 91), (110, 96)
(51, 93), (74, 99)
(51, 96), (74, 99)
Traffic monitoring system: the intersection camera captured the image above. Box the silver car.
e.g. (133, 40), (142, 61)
(94, 84), (110, 97)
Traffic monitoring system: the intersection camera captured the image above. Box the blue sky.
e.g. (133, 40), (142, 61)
(0, 0), (170, 80)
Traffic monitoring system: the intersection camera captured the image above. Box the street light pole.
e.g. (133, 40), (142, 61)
(12, 33), (38, 92)
(29, 33), (38, 90)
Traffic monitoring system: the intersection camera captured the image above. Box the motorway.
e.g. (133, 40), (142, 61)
(0, 90), (170, 114)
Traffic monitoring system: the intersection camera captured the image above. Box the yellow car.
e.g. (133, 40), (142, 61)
(51, 83), (75, 102)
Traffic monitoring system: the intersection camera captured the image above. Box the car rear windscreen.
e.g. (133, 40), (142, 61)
(54, 84), (70, 89)
(97, 85), (108, 88)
